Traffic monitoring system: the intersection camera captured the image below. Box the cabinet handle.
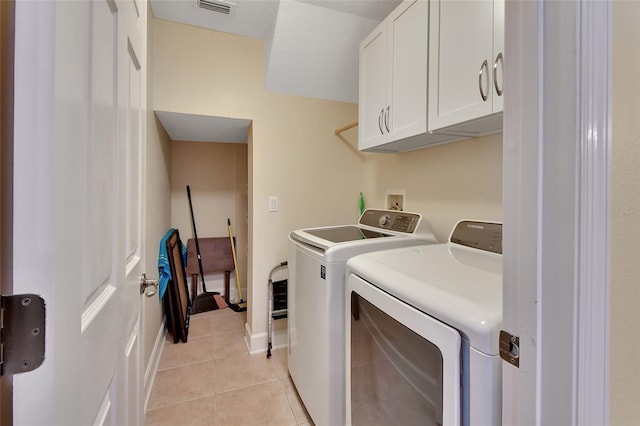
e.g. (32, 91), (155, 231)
(493, 52), (504, 96)
(378, 109), (384, 135)
(479, 59), (489, 102)
(384, 106), (390, 133)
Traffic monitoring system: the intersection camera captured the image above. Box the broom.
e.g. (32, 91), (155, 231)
(187, 185), (226, 314)
(227, 218), (247, 312)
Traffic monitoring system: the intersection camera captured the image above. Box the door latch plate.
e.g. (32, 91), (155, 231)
(1, 294), (46, 376)
(499, 330), (520, 368)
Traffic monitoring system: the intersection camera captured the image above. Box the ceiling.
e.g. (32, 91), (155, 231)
(155, 111), (252, 143)
(150, 0), (401, 143)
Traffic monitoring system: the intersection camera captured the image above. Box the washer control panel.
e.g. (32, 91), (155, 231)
(359, 209), (421, 234)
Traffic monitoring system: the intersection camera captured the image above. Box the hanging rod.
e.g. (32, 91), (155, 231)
(334, 121), (358, 135)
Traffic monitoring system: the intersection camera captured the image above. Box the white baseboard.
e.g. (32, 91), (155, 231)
(243, 320), (288, 354)
(143, 318), (166, 413)
(244, 321), (266, 354)
(194, 273), (246, 303)
(271, 328), (288, 350)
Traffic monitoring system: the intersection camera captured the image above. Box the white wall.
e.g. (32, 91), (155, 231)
(610, 1), (640, 423)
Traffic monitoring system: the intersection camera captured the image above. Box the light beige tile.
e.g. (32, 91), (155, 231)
(188, 315), (215, 338)
(159, 335), (214, 370)
(210, 310), (245, 334)
(221, 307), (246, 321)
(280, 377), (313, 425)
(222, 301), (247, 327)
(191, 308), (217, 319)
(145, 395), (218, 426)
(213, 329), (248, 359)
(210, 306), (233, 317)
(269, 348), (289, 380)
(214, 353), (277, 394)
(216, 381), (296, 426)
(148, 360), (215, 410)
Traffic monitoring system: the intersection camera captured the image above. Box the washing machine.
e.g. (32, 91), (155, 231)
(288, 209), (438, 426)
(345, 220), (503, 426)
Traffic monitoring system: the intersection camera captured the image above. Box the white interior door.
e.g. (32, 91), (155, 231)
(502, 1), (610, 425)
(12, 0), (147, 424)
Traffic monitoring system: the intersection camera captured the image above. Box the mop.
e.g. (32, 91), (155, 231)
(227, 218), (247, 312)
(187, 185), (226, 314)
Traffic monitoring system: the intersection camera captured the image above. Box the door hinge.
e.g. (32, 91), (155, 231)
(499, 330), (520, 368)
(0, 294), (46, 376)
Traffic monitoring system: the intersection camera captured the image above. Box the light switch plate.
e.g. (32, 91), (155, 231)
(269, 196), (279, 212)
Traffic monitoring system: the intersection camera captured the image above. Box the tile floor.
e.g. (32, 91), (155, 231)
(145, 308), (314, 426)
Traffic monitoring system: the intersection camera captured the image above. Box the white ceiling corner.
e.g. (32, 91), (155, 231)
(265, 1), (380, 103)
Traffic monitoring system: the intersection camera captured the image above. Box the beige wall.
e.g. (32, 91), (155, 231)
(363, 134), (503, 241)
(151, 17), (503, 351)
(170, 140), (248, 299)
(610, 1), (640, 423)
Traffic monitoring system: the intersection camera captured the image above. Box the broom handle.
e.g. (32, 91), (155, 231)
(187, 185), (209, 293)
(227, 218), (243, 300)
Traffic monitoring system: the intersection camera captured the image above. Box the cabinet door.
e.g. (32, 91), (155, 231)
(428, 0), (494, 131)
(492, 0), (504, 113)
(359, 20), (387, 151)
(387, 0), (428, 142)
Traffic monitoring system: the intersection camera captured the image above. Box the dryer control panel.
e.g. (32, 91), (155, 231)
(450, 221), (503, 254)
(359, 209), (421, 233)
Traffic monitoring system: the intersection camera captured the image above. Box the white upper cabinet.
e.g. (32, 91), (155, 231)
(385, 0), (427, 142)
(359, 0), (460, 152)
(359, 19), (388, 150)
(428, 0), (504, 136)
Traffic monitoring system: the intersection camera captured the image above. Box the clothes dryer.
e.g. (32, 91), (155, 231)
(345, 220), (503, 426)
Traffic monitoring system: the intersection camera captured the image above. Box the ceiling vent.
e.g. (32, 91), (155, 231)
(196, 0), (236, 15)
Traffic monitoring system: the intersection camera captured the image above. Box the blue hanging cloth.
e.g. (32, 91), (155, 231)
(157, 228), (187, 300)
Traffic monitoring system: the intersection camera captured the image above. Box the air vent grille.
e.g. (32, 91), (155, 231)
(197, 0), (236, 15)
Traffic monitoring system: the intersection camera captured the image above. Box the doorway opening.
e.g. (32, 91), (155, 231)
(170, 139), (248, 303)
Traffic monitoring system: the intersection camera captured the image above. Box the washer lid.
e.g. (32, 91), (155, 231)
(290, 209), (438, 250)
(346, 242), (502, 355)
(303, 225), (391, 243)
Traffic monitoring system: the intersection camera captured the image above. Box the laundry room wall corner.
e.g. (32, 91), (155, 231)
(150, 18), (365, 353)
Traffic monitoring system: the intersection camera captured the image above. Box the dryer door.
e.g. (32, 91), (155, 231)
(346, 274), (462, 426)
